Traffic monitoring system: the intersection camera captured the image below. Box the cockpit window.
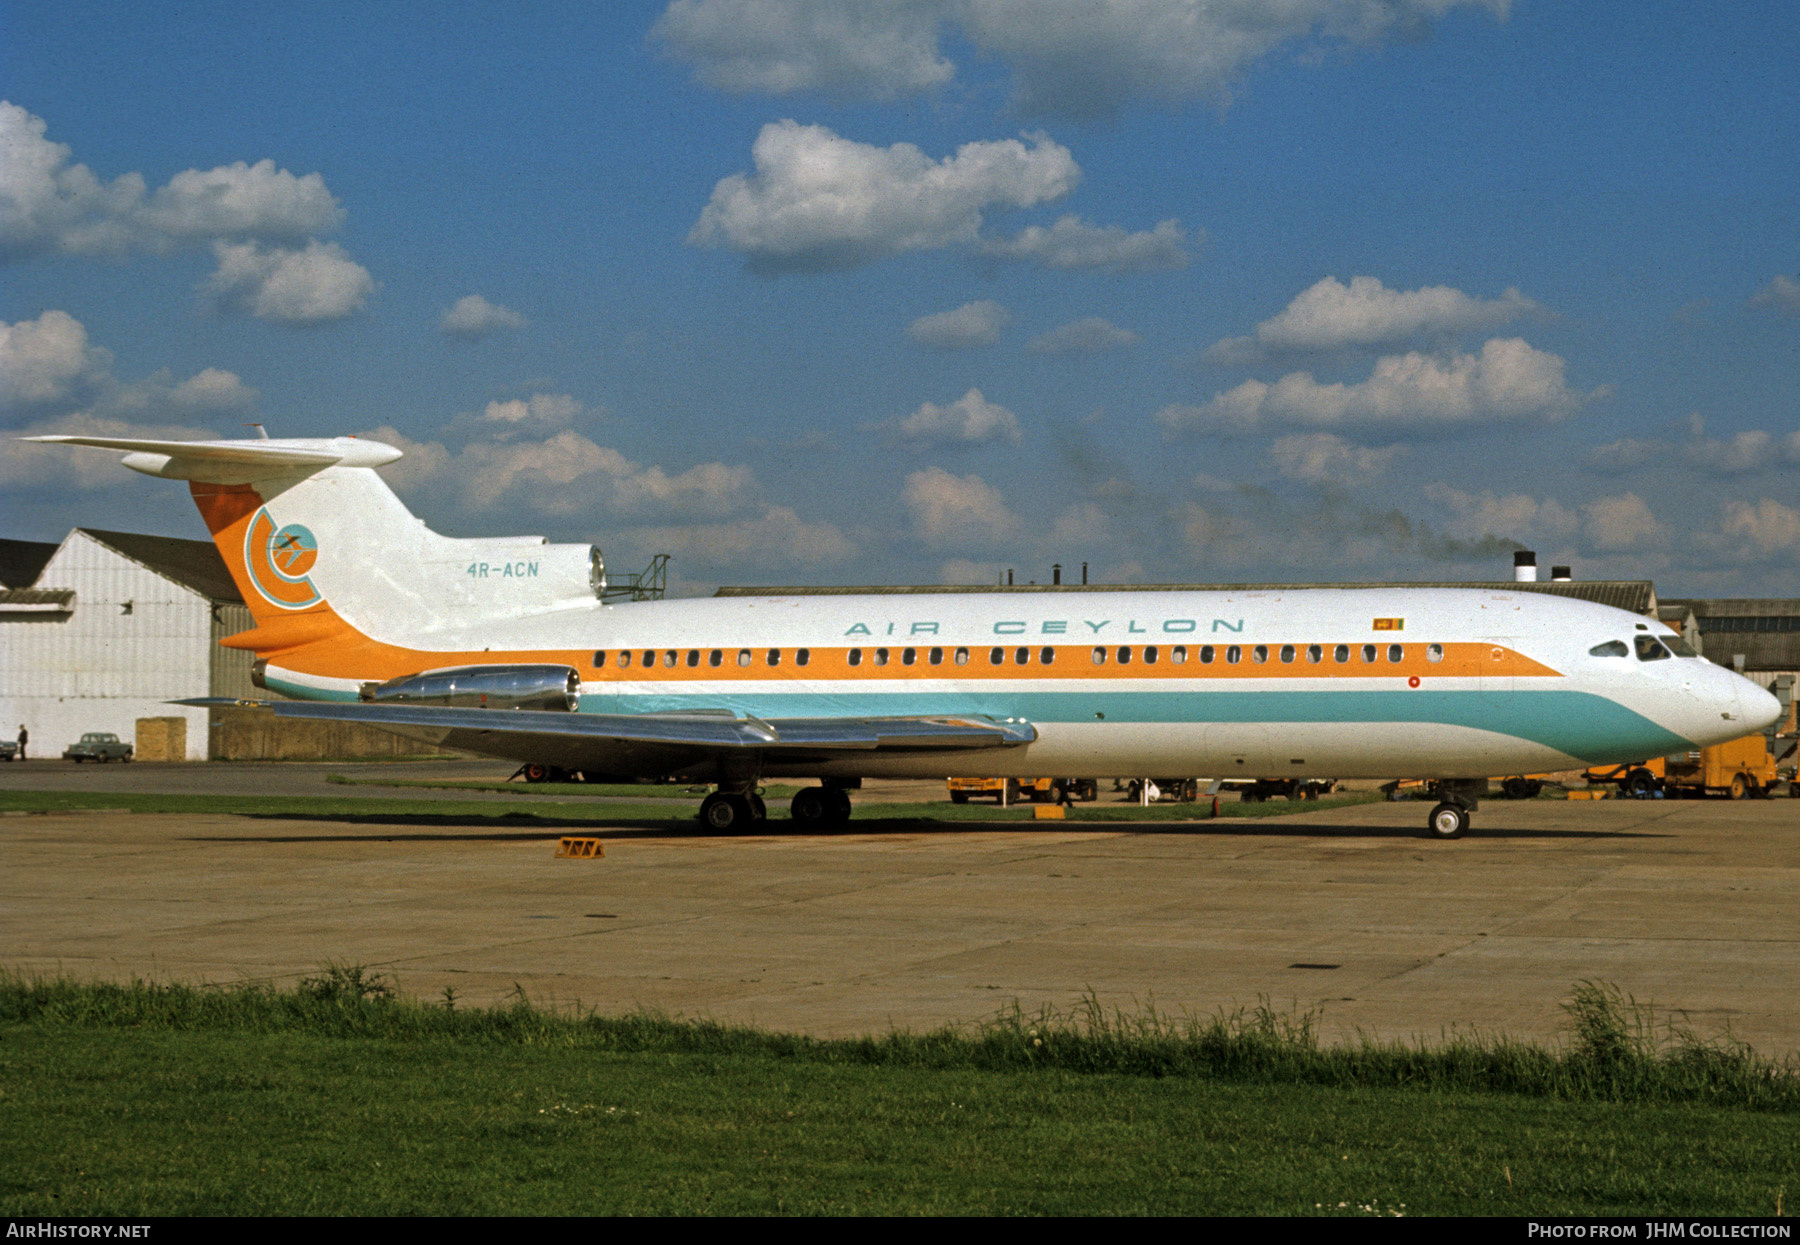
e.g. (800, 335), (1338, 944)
(1660, 632), (1700, 657)
(1589, 640), (1629, 657)
(1634, 635), (1671, 662)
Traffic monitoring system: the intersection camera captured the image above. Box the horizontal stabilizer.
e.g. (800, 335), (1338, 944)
(23, 435), (401, 483)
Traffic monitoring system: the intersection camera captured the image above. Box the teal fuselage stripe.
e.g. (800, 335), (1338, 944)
(582, 688), (1693, 763)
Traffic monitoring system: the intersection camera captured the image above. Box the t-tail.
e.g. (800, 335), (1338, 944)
(22, 435), (608, 688)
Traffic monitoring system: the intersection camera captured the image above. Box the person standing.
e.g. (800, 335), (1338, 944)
(16, 725), (26, 761)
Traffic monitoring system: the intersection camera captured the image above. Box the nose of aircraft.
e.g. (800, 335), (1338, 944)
(1738, 677), (1783, 733)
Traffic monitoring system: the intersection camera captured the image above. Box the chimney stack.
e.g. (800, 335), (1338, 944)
(1551, 565), (1572, 582)
(1513, 551), (1538, 583)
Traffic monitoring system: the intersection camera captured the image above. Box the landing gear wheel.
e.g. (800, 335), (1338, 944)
(825, 787), (853, 822)
(698, 792), (751, 833)
(790, 787), (830, 826)
(1428, 802), (1469, 840)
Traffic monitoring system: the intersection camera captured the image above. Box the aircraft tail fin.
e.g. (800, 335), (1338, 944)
(23, 435), (607, 655)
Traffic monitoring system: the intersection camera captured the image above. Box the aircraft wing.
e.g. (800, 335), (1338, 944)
(180, 700), (1035, 775)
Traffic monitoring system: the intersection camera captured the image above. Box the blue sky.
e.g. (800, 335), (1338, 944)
(3, 1), (1797, 595)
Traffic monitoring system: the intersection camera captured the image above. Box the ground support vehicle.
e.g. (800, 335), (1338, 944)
(63, 732), (132, 763)
(1493, 773), (1556, 799)
(1583, 757), (1666, 798)
(948, 777), (1097, 804)
(0, 740), (15, 761)
(1661, 735), (1782, 799)
(1230, 778), (1336, 802)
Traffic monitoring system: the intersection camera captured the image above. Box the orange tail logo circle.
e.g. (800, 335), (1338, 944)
(244, 508), (322, 609)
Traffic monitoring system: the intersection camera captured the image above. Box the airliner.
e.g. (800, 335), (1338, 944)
(28, 433), (1781, 839)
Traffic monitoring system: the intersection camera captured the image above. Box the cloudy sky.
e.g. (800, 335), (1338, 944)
(3, 2), (1797, 595)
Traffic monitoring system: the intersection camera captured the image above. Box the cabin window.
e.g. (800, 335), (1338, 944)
(1361, 644), (1377, 663)
(1334, 644), (1349, 663)
(1252, 645), (1268, 664)
(1172, 645), (1187, 664)
(874, 647), (889, 666)
(1307, 645), (1323, 664)
(1015, 647), (1030, 664)
(796, 649), (809, 666)
(1200, 645), (1215, 664)
(662, 650), (677, 668)
(902, 647), (917, 666)
(1092, 646), (1107, 665)
(1040, 646), (1055, 664)
(686, 650), (700, 667)
(708, 649), (722, 667)
(1279, 645), (1296, 663)
(1143, 646), (1158, 664)
(767, 648), (781, 666)
(618, 651), (632, 669)
(737, 649), (752, 667)
(1635, 635), (1672, 662)
(1589, 640), (1628, 657)
(929, 647), (944, 665)
(954, 647), (969, 665)
(1387, 644), (1403, 663)
(1226, 645), (1241, 664)
(1426, 643), (1444, 662)
(848, 648), (862, 666)
(990, 647), (1005, 665)
(593, 651), (606, 668)
(1116, 646), (1132, 664)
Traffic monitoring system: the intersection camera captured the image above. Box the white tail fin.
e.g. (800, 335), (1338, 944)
(24, 435), (606, 653)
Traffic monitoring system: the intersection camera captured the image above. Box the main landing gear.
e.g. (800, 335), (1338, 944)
(696, 780), (857, 832)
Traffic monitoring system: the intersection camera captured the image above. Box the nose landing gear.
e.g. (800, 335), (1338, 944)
(1425, 778), (1485, 840)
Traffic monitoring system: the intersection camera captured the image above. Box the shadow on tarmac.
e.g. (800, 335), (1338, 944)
(179, 809), (1667, 844)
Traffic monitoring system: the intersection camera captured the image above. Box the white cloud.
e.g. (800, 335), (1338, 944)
(688, 120), (1079, 272)
(205, 240), (374, 323)
(1718, 498), (1800, 560)
(1582, 437), (1662, 475)
(982, 215), (1189, 272)
(907, 300), (1011, 349)
(894, 387), (1022, 445)
(632, 506), (857, 569)
(1685, 430), (1774, 476)
(0, 310), (110, 412)
(440, 294), (528, 340)
(0, 102), (342, 259)
(1419, 484), (1580, 546)
(903, 466), (1020, 546)
(1583, 493), (1664, 553)
(1026, 316), (1138, 354)
(0, 309), (257, 428)
(443, 392), (590, 443)
(1206, 275), (1540, 363)
(1268, 433), (1402, 487)
(361, 426), (755, 521)
(1750, 274), (1800, 316)
(653, 0), (952, 99)
(651, 1), (1509, 121)
(1160, 338), (1595, 435)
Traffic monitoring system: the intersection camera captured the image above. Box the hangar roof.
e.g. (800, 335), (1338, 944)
(75, 529), (243, 605)
(1661, 598), (1800, 671)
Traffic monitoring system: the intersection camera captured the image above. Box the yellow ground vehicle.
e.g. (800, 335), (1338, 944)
(1586, 734), (1786, 799)
(947, 777), (1097, 804)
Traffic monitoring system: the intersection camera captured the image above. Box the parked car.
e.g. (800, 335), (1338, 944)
(0, 739), (16, 761)
(64, 732), (133, 763)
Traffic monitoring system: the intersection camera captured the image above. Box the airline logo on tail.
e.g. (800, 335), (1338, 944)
(244, 507), (322, 609)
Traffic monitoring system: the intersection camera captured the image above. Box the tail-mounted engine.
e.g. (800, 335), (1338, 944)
(359, 664), (580, 711)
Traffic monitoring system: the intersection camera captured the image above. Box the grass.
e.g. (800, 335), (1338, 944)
(0, 786), (1385, 823)
(0, 973), (1793, 1215)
